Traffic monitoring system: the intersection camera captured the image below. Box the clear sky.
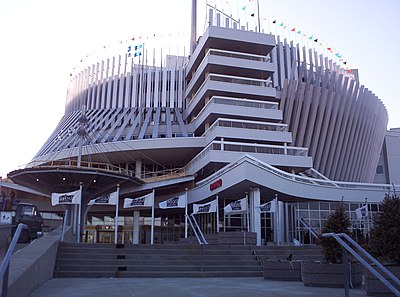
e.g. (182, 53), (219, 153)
(0, 0), (399, 178)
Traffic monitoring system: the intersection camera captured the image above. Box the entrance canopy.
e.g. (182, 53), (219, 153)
(8, 166), (143, 198)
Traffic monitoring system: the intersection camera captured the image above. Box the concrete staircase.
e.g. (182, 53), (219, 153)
(54, 242), (323, 278)
(54, 242), (263, 278)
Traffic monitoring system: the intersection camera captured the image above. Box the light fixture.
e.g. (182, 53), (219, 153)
(62, 177), (66, 181)
(36, 178), (39, 182)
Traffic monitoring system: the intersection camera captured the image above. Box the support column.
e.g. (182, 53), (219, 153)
(249, 187), (261, 246)
(135, 159), (142, 179)
(133, 210), (140, 244)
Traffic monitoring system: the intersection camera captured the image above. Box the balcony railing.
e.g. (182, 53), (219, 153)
(185, 140), (308, 173)
(203, 118), (287, 137)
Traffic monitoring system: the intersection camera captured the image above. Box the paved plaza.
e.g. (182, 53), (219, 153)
(27, 277), (367, 297)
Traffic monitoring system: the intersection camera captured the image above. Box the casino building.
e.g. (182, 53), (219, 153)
(9, 1), (392, 246)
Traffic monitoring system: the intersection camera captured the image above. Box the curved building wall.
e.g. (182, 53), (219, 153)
(273, 38), (388, 182)
(33, 22), (388, 184)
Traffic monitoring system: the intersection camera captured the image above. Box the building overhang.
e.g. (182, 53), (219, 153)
(8, 166), (143, 198)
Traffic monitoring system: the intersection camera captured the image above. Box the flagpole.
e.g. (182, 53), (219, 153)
(151, 189), (155, 245)
(185, 188), (188, 239)
(77, 182), (83, 243)
(246, 193), (250, 232)
(216, 195), (219, 233)
(114, 184), (120, 244)
(275, 194), (279, 246)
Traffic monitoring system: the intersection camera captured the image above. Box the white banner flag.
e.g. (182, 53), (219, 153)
(355, 204), (368, 220)
(51, 189), (81, 206)
(258, 200), (276, 213)
(193, 199), (218, 214)
(224, 197), (248, 214)
(124, 192), (154, 208)
(88, 191), (118, 206)
(159, 194), (186, 209)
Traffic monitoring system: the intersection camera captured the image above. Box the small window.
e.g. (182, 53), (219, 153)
(376, 165), (384, 174)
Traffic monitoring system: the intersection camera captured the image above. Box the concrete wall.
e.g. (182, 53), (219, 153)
(0, 224), (12, 259)
(1, 226), (71, 297)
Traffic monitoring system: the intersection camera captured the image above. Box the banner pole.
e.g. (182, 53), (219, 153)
(151, 189), (155, 245)
(216, 195), (219, 233)
(77, 183), (83, 243)
(185, 188), (188, 239)
(246, 193), (250, 232)
(114, 184), (120, 244)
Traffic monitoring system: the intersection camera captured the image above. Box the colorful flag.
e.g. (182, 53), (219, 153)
(159, 194), (186, 209)
(224, 197), (248, 214)
(124, 192), (154, 208)
(88, 191), (118, 206)
(51, 189), (81, 206)
(193, 199), (218, 214)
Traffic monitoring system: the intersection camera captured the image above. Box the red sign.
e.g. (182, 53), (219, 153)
(210, 179), (222, 191)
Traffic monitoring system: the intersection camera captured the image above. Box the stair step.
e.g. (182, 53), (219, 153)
(54, 270), (263, 278)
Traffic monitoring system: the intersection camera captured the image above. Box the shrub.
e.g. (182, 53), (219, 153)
(369, 193), (400, 265)
(319, 206), (351, 264)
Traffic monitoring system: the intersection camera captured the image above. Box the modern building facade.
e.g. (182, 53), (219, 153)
(10, 5), (392, 246)
(374, 128), (400, 185)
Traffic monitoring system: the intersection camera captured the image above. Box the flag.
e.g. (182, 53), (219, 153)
(88, 191), (118, 206)
(124, 192), (154, 208)
(224, 197), (247, 214)
(272, 20), (276, 24)
(355, 205), (368, 220)
(193, 199), (218, 214)
(291, 28), (295, 32)
(51, 189), (81, 206)
(279, 22), (284, 26)
(258, 200), (276, 213)
(159, 194), (186, 209)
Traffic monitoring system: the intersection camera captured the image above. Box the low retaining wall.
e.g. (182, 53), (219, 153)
(1, 226), (72, 297)
(263, 260), (302, 281)
(206, 232), (257, 245)
(0, 224), (12, 259)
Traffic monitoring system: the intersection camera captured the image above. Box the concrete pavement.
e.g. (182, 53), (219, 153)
(27, 277), (367, 297)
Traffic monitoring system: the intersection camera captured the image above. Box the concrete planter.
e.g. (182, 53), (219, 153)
(301, 261), (363, 288)
(263, 260), (301, 281)
(365, 265), (400, 296)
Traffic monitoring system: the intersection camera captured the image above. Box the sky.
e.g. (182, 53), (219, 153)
(0, 0), (399, 178)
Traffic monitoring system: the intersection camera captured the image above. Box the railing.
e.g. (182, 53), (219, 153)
(188, 72), (273, 107)
(298, 218), (319, 242)
(141, 167), (186, 182)
(190, 95), (279, 126)
(26, 159), (136, 177)
(188, 47), (271, 85)
(186, 214), (208, 245)
(203, 118), (287, 139)
(61, 209), (69, 242)
(322, 232), (400, 297)
(185, 140), (309, 174)
(1, 224), (27, 297)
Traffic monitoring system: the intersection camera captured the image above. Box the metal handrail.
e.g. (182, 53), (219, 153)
(298, 218), (319, 240)
(1, 223), (28, 297)
(186, 215), (202, 244)
(322, 232), (400, 297)
(61, 209), (69, 241)
(190, 214), (208, 245)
